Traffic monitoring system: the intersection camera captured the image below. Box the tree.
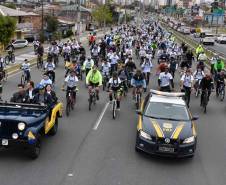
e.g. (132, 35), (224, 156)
(4, 3), (16, 9)
(92, 5), (113, 26)
(0, 16), (16, 47)
(45, 15), (59, 33)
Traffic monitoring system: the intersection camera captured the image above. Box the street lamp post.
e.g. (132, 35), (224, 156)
(76, 0), (81, 41)
(41, 0), (44, 43)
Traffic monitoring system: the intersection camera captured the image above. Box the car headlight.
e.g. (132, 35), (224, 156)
(18, 122), (26, 131)
(139, 130), (152, 140)
(183, 136), (195, 144)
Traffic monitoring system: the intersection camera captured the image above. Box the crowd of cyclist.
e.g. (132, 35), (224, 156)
(2, 17), (226, 113)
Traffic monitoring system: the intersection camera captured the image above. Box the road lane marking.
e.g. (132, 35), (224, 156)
(93, 102), (109, 130)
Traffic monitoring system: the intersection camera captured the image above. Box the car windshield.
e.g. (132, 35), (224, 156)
(144, 102), (190, 121)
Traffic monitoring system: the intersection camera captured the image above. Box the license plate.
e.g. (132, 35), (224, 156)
(2, 139), (8, 146)
(159, 146), (174, 153)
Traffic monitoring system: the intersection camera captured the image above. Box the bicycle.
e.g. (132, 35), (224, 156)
(217, 82), (225, 101)
(201, 90), (209, 113)
(102, 73), (109, 91)
(112, 89), (122, 119)
(88, 87), (97, 111)
(20, 70), (30, 85)
(37, 54), (43, 69)
(63, 88), (77, 117)
(194, 79), (201, 97)
(135, 87), (142, 110)
(5, 52), (15, 65)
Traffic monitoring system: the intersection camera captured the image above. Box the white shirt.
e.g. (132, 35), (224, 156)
(21, 62), (30, 71)
(159, 72), (173, 87)
(193, 70), (205, 80)
(110, 55), (119, 65)
(40, 79), (52, 86)
(102, 62), (111, 75)
(45, 62), (55, 71)
(108, 77), (121, 87)
(65, 75), (79, 88)
(141, 61), (153, 73)
(181, 74), (194, 87)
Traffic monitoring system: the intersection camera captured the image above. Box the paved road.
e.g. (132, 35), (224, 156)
(188, 34), (226, 58)
(0, 34), (226, 185)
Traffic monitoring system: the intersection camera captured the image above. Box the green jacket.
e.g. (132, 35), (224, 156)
(196, 46), (204, 54)
(86, 69), (102, 86)
(214, 61), (225, 71)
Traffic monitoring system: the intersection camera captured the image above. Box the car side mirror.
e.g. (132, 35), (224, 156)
(136, 110), (143, 115)
(192, 115), (199, 121)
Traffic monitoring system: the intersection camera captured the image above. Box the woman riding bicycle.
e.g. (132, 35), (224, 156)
(108, 72), (122, 110)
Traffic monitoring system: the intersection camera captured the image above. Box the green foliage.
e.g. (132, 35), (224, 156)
(52, 31), (62, 41)
(92, 5), (113, 26)
(0, 16), (16, 47)
(45, 15), (59, 33)
(4, 3), (16, 9)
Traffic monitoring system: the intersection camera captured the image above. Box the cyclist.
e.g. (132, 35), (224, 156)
(197, 51), (207, 70)
(109, 52), (119, 74)
(196, 44), (204, 60)
(91, 45), (99, 66)
(200, 73), (214, 106)
(141, 56), (152, 86)
(40, 73), (53, 87)
(214, 58), (224, 74)
(83, 56), (94, 76)
(158, 66), (174, 92)
(0, 54), (5, 82)
(62, 70), (79, 101)
(193, 66), (205, 93)
(131, 69), (146, 98)
(62, 43), (71, 62)
(215, 71), (225, 97)
(210, 54), (218, 75)
(108, 72), (122, 110)
(86, 65), (102, 100)
(180, 69), (194, 108)
(44, 59), (55, 83)
(21, 59), (31, 82)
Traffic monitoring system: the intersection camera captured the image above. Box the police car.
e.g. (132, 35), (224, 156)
(135, 90), (198, 158)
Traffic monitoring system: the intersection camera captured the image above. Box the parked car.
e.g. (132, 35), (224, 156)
(216, 34), (226, 44)
(12, 39), (28, 49)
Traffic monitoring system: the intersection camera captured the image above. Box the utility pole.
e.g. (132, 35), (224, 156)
(41, 0), (44, 43)
(76, 0), (81, 41)
(124, 0), (127, 24)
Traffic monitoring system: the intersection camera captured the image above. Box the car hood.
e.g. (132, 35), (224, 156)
(142, 117), (192, 140)
(0, 109), (48, 125)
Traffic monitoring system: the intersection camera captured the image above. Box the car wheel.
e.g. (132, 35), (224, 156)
(48, 117), (58, 136)
(28, 135), (41, 159)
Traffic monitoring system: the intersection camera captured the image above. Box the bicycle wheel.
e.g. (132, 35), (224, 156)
(136, 94), (140, 110)
(4, 56), (9, 65)
(20, 74), (25, 85)
(112, 100), (116, 119)
(103, 79), (106, 91)
(220, 89), (225, 101)
(66, 99), (71, 116)
(88, 95), (92, 111)
(11, 54), (15, 63)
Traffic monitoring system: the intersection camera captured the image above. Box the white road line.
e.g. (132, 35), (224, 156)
(93, 102), (110, 130)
